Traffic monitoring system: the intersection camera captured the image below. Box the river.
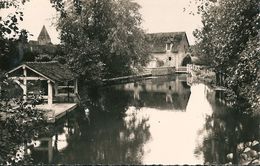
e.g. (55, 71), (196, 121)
(29, 75), (259, 165)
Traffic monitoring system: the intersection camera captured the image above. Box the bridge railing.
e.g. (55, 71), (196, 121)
(146, 64), (202, 74)
(176, 66), (188, 73)
(187, 64), (202, 73)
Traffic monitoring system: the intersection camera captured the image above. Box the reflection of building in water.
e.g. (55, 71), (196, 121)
(133, 83), (141, 100)
(166, 85), (173, 103)
(119, 76), (191, 111)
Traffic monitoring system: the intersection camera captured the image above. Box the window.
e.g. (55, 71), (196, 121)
(169, 57), (172, 61)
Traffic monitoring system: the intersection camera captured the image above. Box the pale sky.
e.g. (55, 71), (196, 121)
(1, 0), (202, 44)
(136, 0), (202, 44)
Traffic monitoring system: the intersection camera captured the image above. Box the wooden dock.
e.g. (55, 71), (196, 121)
(35, 103), (78, 123)
(102, 73), (152, 85)
(150, 67), (176, 75)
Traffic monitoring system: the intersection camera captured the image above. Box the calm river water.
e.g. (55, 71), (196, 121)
(30, 75), (259, 165)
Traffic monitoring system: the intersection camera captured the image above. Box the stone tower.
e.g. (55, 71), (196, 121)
(37, 25), (51, 45)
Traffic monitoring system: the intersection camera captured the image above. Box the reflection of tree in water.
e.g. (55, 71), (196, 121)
(195, 91), (260, 164)
(51, 110), (151, 164)
(40, 86), (152, 164)
(30, 112), (82, 164)
(80, 85), (133, 117)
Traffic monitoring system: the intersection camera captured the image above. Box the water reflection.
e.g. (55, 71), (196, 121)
(30, 138), (53, 163)
(30, 116), (81, 164)
(195, 94), (260, 164)
(29, 75), (259, 165)
(116, 75), (191, 111)
(86, 85), (132, 116)
(30, 108), (151, 164)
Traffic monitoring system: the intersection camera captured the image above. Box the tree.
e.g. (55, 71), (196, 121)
(192, 0), (259, 112)
(0, 1), (27, 37)
(0, 1), (30, 70)
(0, 2), (48, 164)
(0, 74), (48, 165)
(54, 0), (150, 82)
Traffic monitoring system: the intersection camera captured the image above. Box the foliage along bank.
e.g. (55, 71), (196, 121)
(0, 74), (48, 165)
(54, 0), (151, 83)
(192, 0), (259, 113)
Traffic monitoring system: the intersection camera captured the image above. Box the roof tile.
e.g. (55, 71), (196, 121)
(25, 61), (77, 82)
(147, 32), (187, 53)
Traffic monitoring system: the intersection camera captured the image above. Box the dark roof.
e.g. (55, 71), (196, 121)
(37, 25), (51, 43)
(25, 61), (77, 82)
(147, 32), (189, 53)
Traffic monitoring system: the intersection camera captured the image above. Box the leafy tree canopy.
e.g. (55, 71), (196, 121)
(0, 74), (47, 165)
(53, 0), (151, 82)
(0, 0), (29, 38)
(0, 1), (30, 70)
(192, 0), (259, 112)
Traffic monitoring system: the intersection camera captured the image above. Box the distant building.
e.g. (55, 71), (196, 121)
(37, 25), (52, 45)
(27, 25), (57, 56)
(146, 32), (191, 69)
(29, 25), (52, 45)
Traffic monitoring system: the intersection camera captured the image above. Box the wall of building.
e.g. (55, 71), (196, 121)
(147, 36), (189, 69)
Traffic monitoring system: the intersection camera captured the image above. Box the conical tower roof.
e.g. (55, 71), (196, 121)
(37, 25), (51, 45)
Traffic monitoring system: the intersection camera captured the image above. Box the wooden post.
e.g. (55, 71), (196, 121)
(74, 79), (78, 94)
(23, 66), (27, 102)
(54, 84), (58, 96)
(48, 138), (53, 163)
(216, 72), (220, 86)
(48, 80), (53, 106)
(221, 73), (225, 86)
(0, 84), (2, 98)
(187, 64), (190, 73)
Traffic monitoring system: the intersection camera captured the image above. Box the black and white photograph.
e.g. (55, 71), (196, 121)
(0, 0), (259, 165)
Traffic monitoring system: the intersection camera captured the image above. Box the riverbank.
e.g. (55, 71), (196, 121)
(191, 68), (216, 87)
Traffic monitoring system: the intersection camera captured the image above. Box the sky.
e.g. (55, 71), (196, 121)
(136, 0), (202, 44)
(1, 0), (202, 44)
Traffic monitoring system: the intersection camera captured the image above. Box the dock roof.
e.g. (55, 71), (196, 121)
(8, 61), (77, 83)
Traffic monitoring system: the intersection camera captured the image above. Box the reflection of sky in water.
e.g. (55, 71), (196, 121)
(123, 84), (213, 164)
(32, 77), (248, 165)
(55, 127), (68, 152)
(26, 72), (260, 165)
(55, 132), (69, 152)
